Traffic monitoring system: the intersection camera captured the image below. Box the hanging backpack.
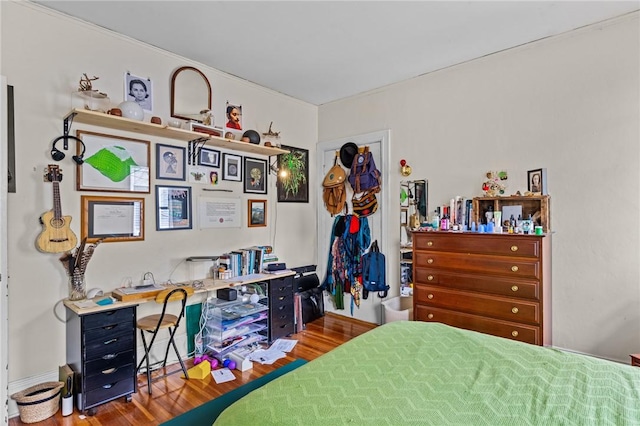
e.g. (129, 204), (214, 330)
(322, 156), (347, 216)
(348, 146), (382, 194)
(361, 240), (389, 297)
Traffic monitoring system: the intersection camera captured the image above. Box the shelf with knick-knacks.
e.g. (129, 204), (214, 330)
(473, 195), (551, 232)
(63, 108), (289, 157)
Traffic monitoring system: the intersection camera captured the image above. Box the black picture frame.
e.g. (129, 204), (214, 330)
(222, 153), (242, 181)
(198, 147), (221, 168)
(156, 143), (186, 181)
(527, 168), (547, 195)
(155, 185), (192, 231)
(277, 145), (309, 203)
(243, 157), (267, 194)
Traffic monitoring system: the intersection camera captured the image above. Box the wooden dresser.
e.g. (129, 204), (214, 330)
(412, 232), (551, 346)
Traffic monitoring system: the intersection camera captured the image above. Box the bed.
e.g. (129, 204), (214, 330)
(214, 321), (640, 425)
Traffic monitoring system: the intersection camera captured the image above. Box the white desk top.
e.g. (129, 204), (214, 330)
(63, 271), (296, 316)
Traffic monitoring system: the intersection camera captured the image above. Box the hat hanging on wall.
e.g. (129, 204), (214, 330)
(339, 142), (358, 168)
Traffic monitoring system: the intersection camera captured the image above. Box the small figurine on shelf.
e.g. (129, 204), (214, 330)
(482, 171), (507, 197)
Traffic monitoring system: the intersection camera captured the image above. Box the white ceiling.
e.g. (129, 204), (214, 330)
(33, 1), (639, 105)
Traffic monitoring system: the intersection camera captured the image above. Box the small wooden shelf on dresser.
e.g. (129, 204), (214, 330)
(63, 108), (289, 156)
(473, 195), (551, 232)
(412, 231), (551, 346)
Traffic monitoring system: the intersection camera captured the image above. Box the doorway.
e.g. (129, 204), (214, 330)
(316, 130), (390, 324)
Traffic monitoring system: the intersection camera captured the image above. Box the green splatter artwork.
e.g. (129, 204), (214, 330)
(85, 146), (139, 182)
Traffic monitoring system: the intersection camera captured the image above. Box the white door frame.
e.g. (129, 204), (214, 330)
(316, 129), (390, 323)
(1, 76), (10, 425)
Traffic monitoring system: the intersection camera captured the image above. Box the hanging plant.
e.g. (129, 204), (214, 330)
(279, 150), (307, 198)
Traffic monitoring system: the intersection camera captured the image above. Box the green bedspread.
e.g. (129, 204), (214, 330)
(214, 322), (640, 425)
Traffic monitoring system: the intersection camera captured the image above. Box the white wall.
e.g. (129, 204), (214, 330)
(1, 1), (317, 385)
(319, 13), (640, 363)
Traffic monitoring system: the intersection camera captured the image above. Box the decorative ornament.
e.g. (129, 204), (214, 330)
(482, 171), (507, 196)
(262, 121), (280, 138)
(400, 159), (412, 177)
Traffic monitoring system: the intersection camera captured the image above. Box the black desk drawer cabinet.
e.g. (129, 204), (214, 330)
(66, 306), (137, 414)
(268, 276), (294, 342)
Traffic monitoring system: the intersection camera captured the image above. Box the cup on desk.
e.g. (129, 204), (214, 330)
(535, 226), (544, 235)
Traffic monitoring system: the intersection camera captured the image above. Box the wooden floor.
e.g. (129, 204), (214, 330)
(10, 313), (376, 426)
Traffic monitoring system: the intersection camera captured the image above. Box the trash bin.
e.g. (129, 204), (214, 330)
(382, 296), (413, 323)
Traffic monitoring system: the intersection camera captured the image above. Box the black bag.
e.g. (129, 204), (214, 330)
(300, 287), (324, 324)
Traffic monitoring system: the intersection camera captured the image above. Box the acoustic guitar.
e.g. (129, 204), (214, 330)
(36, 165), (78, 253)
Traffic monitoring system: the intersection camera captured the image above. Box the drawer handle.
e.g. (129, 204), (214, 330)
(103, 338), (118, 345)
(102, 367), (117, 375)
(511, 285), (519, 292)
(512, 307), (519, 314)
(279, 324), (287, 329)
(105, 311), (116, 316)
(511, 266), (519, 272)
(512, 331), (519, 337)
(427, 294), (434, 300)
(102, 383), (115, 389)
(427, 313), (434, 319)
(278, 296), (287, 301)
(279, 314), (287, 319)
(511, 245), (518, 252)
(427, 259), (434, 264)
(427, 275), (434, 281)
(279, 287), (286, 291)
(103, 324), (117, 330)
(427, 241), (433, 247)
(277, 305), (285, 311)
(102, 353), (117, 360)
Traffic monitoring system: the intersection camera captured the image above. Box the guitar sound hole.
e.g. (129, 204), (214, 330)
(50, 218), (65, 228)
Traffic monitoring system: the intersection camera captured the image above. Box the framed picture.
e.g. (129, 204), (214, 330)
(188, 122), (224, 138)
(198, 147), (220, 168)
(225, 101), (243, 132)
(81, 195), (144, 243)
(400, 208), (408, 225)
(222, 153), (242, 181)
(156, 143), (186, 181)
(244, 157), (267, 194)
(527, 168), (547, 195)
(276, 145), (309, 202)
(124, 72), (152, 113)
(76, 130), (150, 193)
(248, 199), (267, 227)
(155, 185), (192, 231)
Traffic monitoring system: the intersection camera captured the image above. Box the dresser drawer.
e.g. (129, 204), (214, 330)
(414, 305), (539, 345)
(83, 307), (135, 331)
(415, 251), (540, 280)
(414, 268), (539, 300)
(270, 292), (293, 309)
(270, 279), (293, 297)
(84, 376), (135, 409)
(85, 330), (134, 360)
(415, 285), (540, 325)
(414, 233), (541, 258)
(270, 320), (294, 341)
(85, 363), (135, 392)
(85, 350), (135, 376)
(270, 304), (294, 323)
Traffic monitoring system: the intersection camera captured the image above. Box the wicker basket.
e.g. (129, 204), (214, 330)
(11, 381), (64, 423)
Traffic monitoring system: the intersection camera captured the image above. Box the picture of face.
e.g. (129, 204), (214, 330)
(226, 103), (242, 130)
(125, 73), (153, 112)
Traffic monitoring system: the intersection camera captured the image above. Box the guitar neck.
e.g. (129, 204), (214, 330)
(53, 181), (62, 220)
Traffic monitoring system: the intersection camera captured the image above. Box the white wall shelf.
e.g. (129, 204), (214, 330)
(63, 108), (289, 156)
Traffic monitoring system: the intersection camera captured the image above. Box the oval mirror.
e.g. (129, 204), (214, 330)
(170, 66), (212, 122)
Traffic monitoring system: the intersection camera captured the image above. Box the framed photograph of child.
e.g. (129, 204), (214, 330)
(124, 73), (153, 113)
(527, 168), (547, 195)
